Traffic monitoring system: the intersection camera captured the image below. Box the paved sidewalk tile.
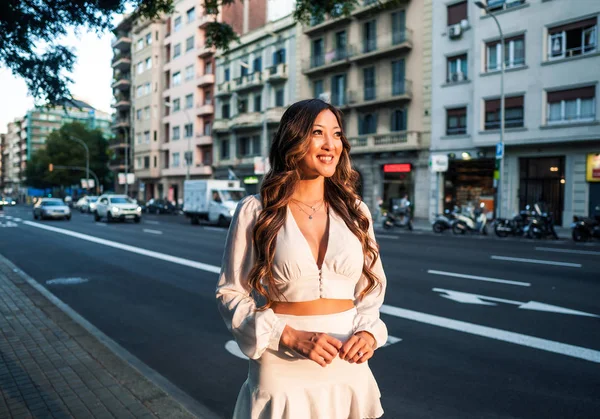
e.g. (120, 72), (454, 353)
(0, 257), (198, 419)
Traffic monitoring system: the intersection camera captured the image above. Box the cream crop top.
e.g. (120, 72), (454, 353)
(216, 195), (388, 360)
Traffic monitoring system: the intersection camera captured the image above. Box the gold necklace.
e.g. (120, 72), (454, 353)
(291, 198), (324, 211)
(294, 201), (325, 220)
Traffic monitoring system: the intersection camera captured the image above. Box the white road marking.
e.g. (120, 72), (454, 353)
(376, 234), (399, 239)
(491, 255), (582, 268)
(143, 229), (163, 235)
(433, 288), (599, 318)
(22, 221), (221, 274)
(145, 220), (160, 225)
(535, 247), (600, 256)
(13, 217), (22, 222)
(5, 216), (13, 220)
(380, 305), (600, 363)
(381, 335), (403, 348)
(203, 227), (226, 232)
(46, 277), (89, 285)
(0, 221), (18, 228)
(427, 269), (530, 287)
(95, 222), (107, 226)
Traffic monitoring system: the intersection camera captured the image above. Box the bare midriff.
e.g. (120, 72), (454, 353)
(271, 298), (355, 316)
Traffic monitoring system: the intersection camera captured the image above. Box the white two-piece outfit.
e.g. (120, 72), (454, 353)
(216, 195), (388, 419)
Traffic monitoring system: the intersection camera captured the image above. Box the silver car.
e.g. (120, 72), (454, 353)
(33, 198), (71, 221)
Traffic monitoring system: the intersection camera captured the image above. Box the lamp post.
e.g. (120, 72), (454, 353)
(68, 136), (90, 195)
(165, 100), (192, 180)
(475, 1), (505, 219)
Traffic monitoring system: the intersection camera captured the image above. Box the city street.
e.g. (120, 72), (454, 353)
(1, 204), (599, 419)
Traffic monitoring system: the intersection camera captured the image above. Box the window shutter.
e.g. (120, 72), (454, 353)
(447, 1), (467, 26)
(547, 86), (595, 102)
(447, 107), (466, 117)
(549, 17), (597, 34)
(504, 95), (524, 108)
(485, 99), (501, 112)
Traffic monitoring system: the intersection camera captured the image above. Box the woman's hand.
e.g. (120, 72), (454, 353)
(280, 325), (343, 367)
(340, 331), (376, 364)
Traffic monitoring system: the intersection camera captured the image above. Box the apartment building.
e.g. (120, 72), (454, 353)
(1, 120), (24, 197)
(297, 0), (432, 218)
(212, 13), (297, 194)
(430, 0), (600, 225)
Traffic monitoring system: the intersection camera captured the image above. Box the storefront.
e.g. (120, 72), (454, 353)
(586, 153), (600, 215)
(443, 158), (495, 215)
(382, 163), (413, 211)
(518, 156), (565, 225)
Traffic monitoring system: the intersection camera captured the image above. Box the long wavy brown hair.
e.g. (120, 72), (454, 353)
(248, 99), (382, 309)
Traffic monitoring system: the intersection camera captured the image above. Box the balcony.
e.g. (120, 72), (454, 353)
(197, 44), (216, 57)
(347, 80), (412, 109)
(195, 134), (213, 146)
(111, 53), (131, 70)
(111, 119), (130, 130)
(213, 119), (229, 132)
(197, 73), (215, 87)
(348, 131), (421, 154)
(161, 164), (212, 177)
(234, 72), (264, 92)
(350, 29), (413, 63)
(108, 137), (130, 149)
(111, 35), (132, 51)
(111, 76), (131, 91)
(265, 107), (285, 124)
(303, 12), (352, 35)
(112, 97), (131, 111)
(108, 159), (129, 170)
(215, 81), (233, 97)
(353, 0), (400, 19)
(196, 103), (214, 116)
(198, 14), (212, 29)
(302, 49), (352, 76)
(266, 63), (288, 83)
(228, 112), (262, 130)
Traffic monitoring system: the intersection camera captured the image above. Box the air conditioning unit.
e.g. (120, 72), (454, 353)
(448, 24), (462, 39)
(318, 92), (331, 103)
(451, 72), (466, 82)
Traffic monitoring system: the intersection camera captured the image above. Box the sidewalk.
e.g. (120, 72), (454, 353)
(0, 254), (215, 419)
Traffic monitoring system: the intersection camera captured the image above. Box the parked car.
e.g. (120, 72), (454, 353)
(80, 196), (99, 213)
(33, 198), (71, 220)
(1, 197), (16, 206)
(94, 194), (142, 223)
(145, 198), (177, 214)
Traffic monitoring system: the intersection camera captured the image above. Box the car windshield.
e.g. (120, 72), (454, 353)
(42, 200), (64, 206)
(220, 190), (246, 202)
(109, 197), (134, 204)
(89, 197), (98, 202)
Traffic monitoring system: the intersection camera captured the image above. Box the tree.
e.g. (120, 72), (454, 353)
(24, 123), (111, 190)
(1, 0), (401, 105)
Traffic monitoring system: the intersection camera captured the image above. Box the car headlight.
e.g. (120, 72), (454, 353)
(136, 206), (142, 212)
(111, 207), (119, 213)
(229, 209), (235, 216)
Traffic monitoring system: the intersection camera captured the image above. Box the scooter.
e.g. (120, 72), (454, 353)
(382, 202), (413, 231)
(523, 203), (558, 240)
(571, 206), (600, 242)
(432, 208), (457, 233)
(452, 203), (488, 235)
(494, 208), (531, 238)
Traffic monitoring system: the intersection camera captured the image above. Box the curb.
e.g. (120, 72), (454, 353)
(0, 253), (221, 419)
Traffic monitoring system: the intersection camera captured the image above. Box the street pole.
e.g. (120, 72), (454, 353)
(475, 1), (504, 219)
(68, 136), (89, 195)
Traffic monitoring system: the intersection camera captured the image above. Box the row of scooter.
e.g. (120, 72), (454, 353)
(432, 202), (562, 240)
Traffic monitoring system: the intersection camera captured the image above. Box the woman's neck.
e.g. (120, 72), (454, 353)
(292, 177), (325, 205)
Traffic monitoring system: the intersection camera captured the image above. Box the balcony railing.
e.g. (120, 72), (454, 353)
(303, 49), (353, 74)
(234, 72), (264, 91)
(196, 103), (214, 116)
(485, 117), (524, 130)
(228, 112), (262, 130)
(350, 29), (413, 62)
(348, 131), (421, 153)
(347, 80), (412, 107)
(266, 63), (288, 82)
(215, 81), (233, 96)
(446, 127), (467, 136)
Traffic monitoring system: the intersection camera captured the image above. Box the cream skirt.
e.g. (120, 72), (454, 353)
(233, 308), (384, 419)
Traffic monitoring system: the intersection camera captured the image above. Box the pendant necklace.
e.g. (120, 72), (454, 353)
(294, 200), (325, 220)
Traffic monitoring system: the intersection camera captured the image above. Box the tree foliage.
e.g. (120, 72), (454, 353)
(24, 123), (111, 190)
(1, 0), (400, 105)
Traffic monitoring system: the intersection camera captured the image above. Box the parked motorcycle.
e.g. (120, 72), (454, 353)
(382, 201), (413, 231)
(523, 203), (558, 240)
(432, 208), (457, 233)
(571, 206), (600, 242)
(452, 203), (488, 235)
(494, 209), (531, 238)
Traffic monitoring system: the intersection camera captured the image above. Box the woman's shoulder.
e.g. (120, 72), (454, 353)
(237, 194), (263, 215)
(355, 199), (372, 218)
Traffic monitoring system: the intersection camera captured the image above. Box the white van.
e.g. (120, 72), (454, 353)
(183, 180), (247, 226)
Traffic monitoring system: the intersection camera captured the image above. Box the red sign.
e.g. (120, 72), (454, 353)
(383, 164), (411, 173)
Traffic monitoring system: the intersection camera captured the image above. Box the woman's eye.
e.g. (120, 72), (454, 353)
(334, 132), (342, 137)
(313, 130), (322, 135)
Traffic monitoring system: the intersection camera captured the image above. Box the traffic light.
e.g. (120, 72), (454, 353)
(48, 163), (53, 172)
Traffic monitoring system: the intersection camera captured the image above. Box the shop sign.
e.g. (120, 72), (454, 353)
(254, 156), (270, 175)
(586, 153), (600, 182)
(384, 164), (411, 173)
(244, 176), (259, 185)
(430, 155), (449, 172)
(496, 142), (504, 159)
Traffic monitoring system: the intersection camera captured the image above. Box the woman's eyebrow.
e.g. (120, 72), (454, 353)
(313, 124), (340, 129)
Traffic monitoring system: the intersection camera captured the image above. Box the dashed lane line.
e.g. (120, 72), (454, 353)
(143, 229), (163, 235)
(491, 255), (582, 268)
(427, 270), (530, 287)
(535, 247), (600, 256)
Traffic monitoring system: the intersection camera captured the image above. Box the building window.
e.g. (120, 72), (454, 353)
(204, 89), (212, 105)
(144, 107), (150, 119)
(185, 36), (194, 52)
(363, 67), (376, 101)
(184, 123), (193, 137)
(275, 88), (285, 107)
(173, 98), (180, 112)
(202, 146), (213, 165)
(392, 60), (405, 95)
(145, 57), (152, 70)
(174, 16), (182, 32)
(334, 31), (348, 61)
(144, 156), (150, 169)
(363, 20), (377, 53)
(391, 108), (407, 132)
(314, 80), (324, 99)
(221, 139), (230, 160)
(240, 57), (249, 78)
(238, 96), (248, 113)
(137, 39), (144, 51)
(144, 82), (151, 94)
(185, 64), (194, 81)
(487, 0), (526, 13)
(173, 71), (181, 86)
(486, 35), (525, 72)
(186, 7), (195, 23)
(222, 103), (230, 119)
(136, 157), (142, 168)
(359, 113), (377, 135)
(204, 121), (212, 135)
(311, 38), (324, 67)
(205, 60), (213, 74)
(173, 152), (180, 167)
(273, 48), (286, 66)
(224, 68), (230, 81)
(154, 131), (157, 142)
(154, 156), (157, 168)
(173, 43), (181, 59)
(254, 94), (262, 112)
(446, 107), (467, 135)
(253, 56), (262, 73)
(136, 109), (142, 120)
(331, 74), (346, 106)
(547, 86), (595, 124)
(146, 33), (152, 45)
(484, 95), (524, 130)
(137, 61), (144, 74)
(185, 94), (193, 109)
(548, 17), (597, 60)
(136, 133), (142, 144)
(447, 54), (467, 82)
(172, 126), (180, 140)
(447, 1), (467, 26)
(237, 135), (261, 157)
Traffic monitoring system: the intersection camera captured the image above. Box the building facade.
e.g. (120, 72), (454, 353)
(1, 120), (25, 198)
(212, 13), (298, 195)
(430, 0), (600, 225)
(297, 0), (433, 218)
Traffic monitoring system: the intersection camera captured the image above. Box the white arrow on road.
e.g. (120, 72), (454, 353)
(0, 221), (18, 228)
(433, 288), (599, 318)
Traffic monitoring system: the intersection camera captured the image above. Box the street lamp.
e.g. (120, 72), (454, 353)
(165, 100), (192, 180)
(67, 136), (90, 195)
(475, 0), (505, 219)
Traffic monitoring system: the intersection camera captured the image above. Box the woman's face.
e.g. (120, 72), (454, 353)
(298, 109), (343, 179)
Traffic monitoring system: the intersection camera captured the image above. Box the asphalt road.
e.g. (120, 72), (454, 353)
(1, 205), (599, 419)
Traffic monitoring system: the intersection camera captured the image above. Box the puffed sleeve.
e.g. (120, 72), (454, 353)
(353, 201), (388, 349)
(216, 195), (286, 359)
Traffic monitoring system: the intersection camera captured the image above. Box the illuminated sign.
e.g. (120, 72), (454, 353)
(586, 154), (600, 182)
(244, 176), (259, 185)
(383, 164), (411, 173)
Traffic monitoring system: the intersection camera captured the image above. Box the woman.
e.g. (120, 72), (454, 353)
(216, 99), (387, 419)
